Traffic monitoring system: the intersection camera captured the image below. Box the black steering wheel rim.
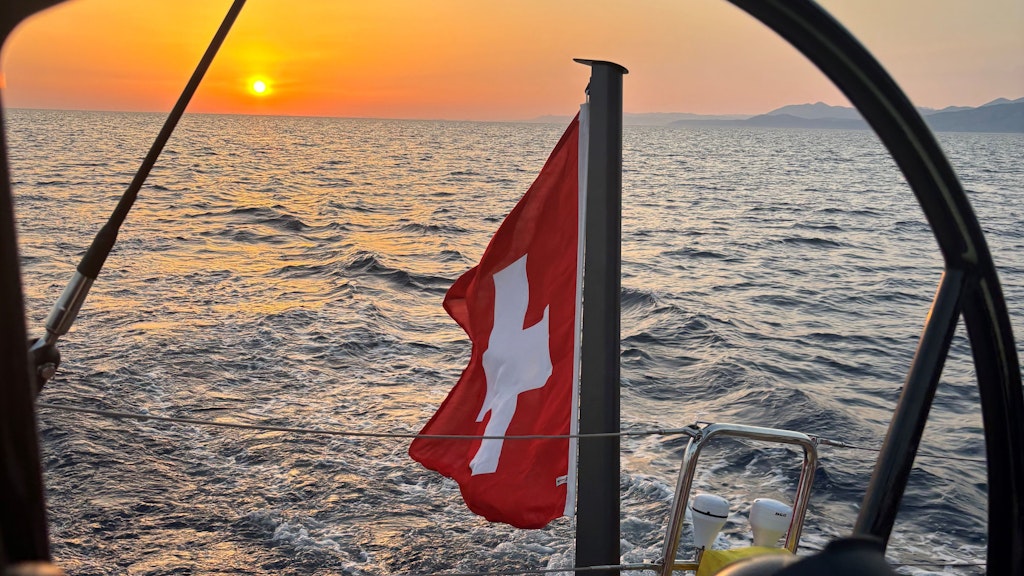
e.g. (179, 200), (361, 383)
(728, 0), (1024, 572)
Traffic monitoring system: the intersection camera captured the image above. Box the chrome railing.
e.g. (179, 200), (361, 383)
(658, 423), (819, 575)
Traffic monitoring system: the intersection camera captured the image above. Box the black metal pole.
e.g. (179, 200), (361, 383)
(29, 0), (248, 391)
(0, 96), (52, 571)
(573, 58), (627, 576)
(854, 269), (963, 542)
(728, 2), (1023, 571)
(0, 4), (73, 568)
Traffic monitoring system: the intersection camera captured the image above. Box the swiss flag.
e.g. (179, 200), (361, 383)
(410, 107), (589, 528)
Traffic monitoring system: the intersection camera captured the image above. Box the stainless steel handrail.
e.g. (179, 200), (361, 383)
(658, 423), (819, 575)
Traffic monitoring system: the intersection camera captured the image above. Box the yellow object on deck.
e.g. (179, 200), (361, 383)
(696, 547), (793, 576)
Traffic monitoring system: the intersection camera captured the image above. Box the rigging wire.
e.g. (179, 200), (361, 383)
(34, 402), (987, 572)
(380, 557), (988, 576)
(816, 438), (986, 464)
(36, 402), (986, 464)
(386, 558), (986, 576)
(395, 563), (657, 576)
(34, 403), (694, 441)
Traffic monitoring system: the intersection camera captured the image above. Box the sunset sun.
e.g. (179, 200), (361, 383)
(248, 78), (269, 96)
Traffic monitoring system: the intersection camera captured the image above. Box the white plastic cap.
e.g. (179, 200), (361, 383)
(690, 494), (730, 550)
(749, 498), (792, 547)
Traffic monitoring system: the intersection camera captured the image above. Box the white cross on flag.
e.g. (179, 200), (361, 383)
(409, 106), (589, 528)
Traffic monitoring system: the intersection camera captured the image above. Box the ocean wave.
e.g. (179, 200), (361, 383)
(660, 246), (732, 260)
(779, 236), (844, 248)
(343, 251), (452, 291)
(394, 221), (469, 235)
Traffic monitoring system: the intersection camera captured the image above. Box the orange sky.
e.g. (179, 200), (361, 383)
(1, 0), (1022, 120)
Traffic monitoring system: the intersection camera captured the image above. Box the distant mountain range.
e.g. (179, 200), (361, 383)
(527, 97), (1024, 133)
(528, 112), (749, 126)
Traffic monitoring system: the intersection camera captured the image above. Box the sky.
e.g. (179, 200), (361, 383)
(1, 0), (1021, 121)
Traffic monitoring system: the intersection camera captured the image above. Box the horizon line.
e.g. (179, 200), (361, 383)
(5, 95), (1020, 124)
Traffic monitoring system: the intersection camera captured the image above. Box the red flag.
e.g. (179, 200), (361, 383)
(410, 108), (588, 529)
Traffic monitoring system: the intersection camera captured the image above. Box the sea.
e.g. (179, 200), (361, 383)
(5, 108), (1023, 575)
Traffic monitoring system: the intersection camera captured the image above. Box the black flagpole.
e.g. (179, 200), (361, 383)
(573, 58), (627, 576)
